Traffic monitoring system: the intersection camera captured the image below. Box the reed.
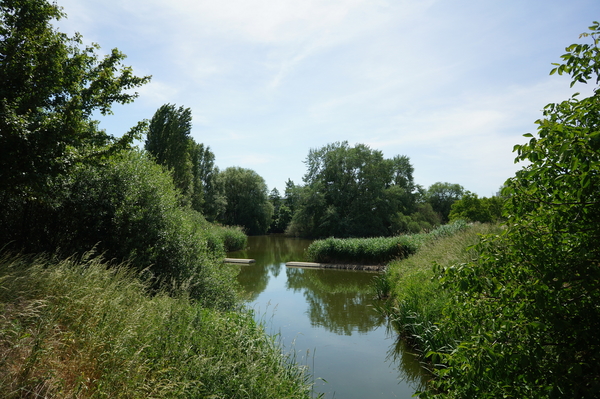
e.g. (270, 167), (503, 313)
(379, 223), (501, 363)
(306, 235), (420, 265)
(306, 220), (469, 265)
(214, 225), (248, 252)
(0, 252), (314, 398)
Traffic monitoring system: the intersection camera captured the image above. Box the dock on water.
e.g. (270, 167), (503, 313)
(286, 261), (384, 272)
(224, 258), (256, 264)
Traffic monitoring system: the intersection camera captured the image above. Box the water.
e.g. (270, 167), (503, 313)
(229, 235), (427, 399)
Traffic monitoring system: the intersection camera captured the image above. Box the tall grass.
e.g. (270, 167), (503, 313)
(306, 220), (469, 265)
(378, 223), (501, 366)
(0, 252), (314, 398)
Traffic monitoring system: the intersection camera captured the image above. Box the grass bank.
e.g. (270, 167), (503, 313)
(377, 223), (501, 368)
(306, 221), (469, 265)
(0, 252), (314, 398)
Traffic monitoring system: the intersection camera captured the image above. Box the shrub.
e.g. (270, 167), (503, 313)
(214, 225), (248, 252)
(5, 151), (236, 308)
(306, 221), (469, 265)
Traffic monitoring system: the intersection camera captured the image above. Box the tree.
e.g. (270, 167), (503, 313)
(426, 182), (464, 223)
(289, 141), (419, 238)
(218, 167), (273, 235)
(189, 140), (223, 219)
(0, 0), (150, 198)
(432, 22), (600, 398)
(145, 104), (194, 203)
(0, 0), (150, 247)
(448, 191), (503, 223)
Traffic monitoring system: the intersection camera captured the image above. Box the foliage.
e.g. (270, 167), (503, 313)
(378, 223), (500, 366)
(189, 140), (224, 221)
(268, 188), (294, 233)
(0, 252), (315, 398)
(425, 182), (464, 223)
(391, 202), (442, 234)
(448, 191), (504, 223)
(214, 225), (248, 252)
(289, 141), (420, 238)
(423, 22), (600, 398)
(145, 104), (224, 218)
(0, 0), (150, 201)
(307, 221), (469, 265)
(1, 150), (237, 308)
(306, 236), (421, 265)
(218, 167), (274, 235)
(60, 151), (237, 307)
(146, 104), (194, 203)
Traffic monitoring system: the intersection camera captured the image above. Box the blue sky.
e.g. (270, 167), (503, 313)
(55, 0), (599, 196)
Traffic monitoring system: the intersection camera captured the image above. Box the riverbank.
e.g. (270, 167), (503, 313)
(378, 223), (501, 390)
(0, 252), (315, 398)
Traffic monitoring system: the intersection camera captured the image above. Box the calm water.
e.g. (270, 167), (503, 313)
(229, 235), (427, 399)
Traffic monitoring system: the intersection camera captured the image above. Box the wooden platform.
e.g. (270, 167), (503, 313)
(224, 258), (256, 264)
(286, 261), (384, 272)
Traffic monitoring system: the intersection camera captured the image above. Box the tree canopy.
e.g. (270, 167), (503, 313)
(289, 141), (420, 238)
(218, 167), (273, 235)
(426, 182), (464, 223)
(0, 0), (150, 200)
(145, 104), (223, 218)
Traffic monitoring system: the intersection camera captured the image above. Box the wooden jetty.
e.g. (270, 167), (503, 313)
(224, 258), (256, 264)
(286, 261), (384, 272)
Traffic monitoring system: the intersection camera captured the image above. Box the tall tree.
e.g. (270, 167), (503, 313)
(290, 141), (418, 238)
(426, 182), (465, 222)
(145, 104), (194, 203)
(218, 167), (273, 235)
(0, 0), (150, 200)
(0, 0), (150, 248)
(188, 140), (222, 218)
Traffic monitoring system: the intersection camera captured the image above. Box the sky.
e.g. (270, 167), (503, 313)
(54, 0), (599, 197)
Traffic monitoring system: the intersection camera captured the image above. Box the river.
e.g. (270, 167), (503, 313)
(228, 235), (427, 399)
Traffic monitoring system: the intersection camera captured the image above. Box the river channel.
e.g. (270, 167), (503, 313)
(228, 235), (427, 399)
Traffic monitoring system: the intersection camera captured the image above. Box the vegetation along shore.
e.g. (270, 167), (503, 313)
(1, 0), (599, 397)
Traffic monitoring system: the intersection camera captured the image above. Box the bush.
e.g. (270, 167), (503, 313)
(214, 225), (248, 252)
(0, 151), (237, 308)
(306, 221), (469, 265)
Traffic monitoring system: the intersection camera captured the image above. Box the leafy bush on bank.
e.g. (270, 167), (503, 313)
(379, 223), (500, 365)
(214, 225), (248, 252)
(1, 151), (240, 309)
(0, 252), (314, 399)
(382, 24), (600, 398)
(306, 221), (468, 265)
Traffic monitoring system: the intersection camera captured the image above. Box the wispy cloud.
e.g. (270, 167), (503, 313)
(55, 0), (600, 195)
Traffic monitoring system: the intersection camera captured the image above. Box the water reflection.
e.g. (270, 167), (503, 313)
(286, 267), (383, 335)
(229, 235), (428, 398)
(229, 235), (312, 301)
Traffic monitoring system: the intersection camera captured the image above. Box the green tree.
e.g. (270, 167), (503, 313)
(426, 182), (464, 223)
(431, 22), (600, 398)
(289, 142), (418, 238)
(447, 191), (503, 223)
(189, 140), (223, 219)
(218, 167), (274, 235)
(268, 188), (284, 233)
(0, 0), (150, 247)
(145, 104), (194, 203)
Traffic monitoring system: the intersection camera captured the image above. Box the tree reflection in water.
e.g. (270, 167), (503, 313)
(231, 235), (429, 397)
(286, 267), (384, 335)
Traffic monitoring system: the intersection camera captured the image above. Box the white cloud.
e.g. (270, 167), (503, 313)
(52, 0), (600, 196)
